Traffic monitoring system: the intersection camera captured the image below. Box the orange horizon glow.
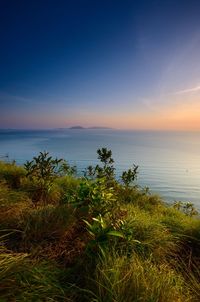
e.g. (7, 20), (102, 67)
(1, 89), (200, 131)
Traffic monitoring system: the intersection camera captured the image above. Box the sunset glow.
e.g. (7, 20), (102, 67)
(1, 0), (200, 130)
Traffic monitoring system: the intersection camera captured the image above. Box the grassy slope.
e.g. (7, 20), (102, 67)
(0, 160), (199, 302)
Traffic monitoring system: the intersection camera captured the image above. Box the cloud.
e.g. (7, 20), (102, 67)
(0, 92), (32, 104)
(175, 85), (200, 95)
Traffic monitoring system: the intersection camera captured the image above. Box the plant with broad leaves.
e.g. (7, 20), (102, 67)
(24, 151), (64, 203)
(66, 177), (116, 217)
(24, 151), (63, 180)
(84, 214), (124, 257)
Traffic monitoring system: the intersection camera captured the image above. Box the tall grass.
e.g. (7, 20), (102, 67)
(0, 183), (31, 233)
(120, 204), (179, 261)
(91, 250), (188, 302)
(0, 153), (199, 301)
(21, 177), (62, 204)
(0, 161), (26, 189)
(0, 250), (70, 301)
(19, 204), (75, 248)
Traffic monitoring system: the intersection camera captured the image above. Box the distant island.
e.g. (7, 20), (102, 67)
(69, 126), (84, 129)
(69, 126), (112, 130)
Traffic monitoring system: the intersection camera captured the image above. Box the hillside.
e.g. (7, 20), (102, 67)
(0, 149), (199, 301)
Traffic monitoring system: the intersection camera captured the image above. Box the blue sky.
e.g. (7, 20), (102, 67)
(1, 0), (200, 129)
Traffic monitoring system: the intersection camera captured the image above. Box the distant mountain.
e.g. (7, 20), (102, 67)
(69, 126), (112, 130)
(69, 126), (85, 129)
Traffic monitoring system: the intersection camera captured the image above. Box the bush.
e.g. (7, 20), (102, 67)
(121, 165), (138, 187)
(84, 148), (115, 182)
(24, 152), (64, 204)
(66, 178), (117, 218)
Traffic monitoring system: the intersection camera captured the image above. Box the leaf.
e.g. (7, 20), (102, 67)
(132, 239), (141, 244)
(107, 230), (124, 238)
(83, 219), (92, 228)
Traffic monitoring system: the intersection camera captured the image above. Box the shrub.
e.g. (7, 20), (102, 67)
(84, 214), (124, 257)
(66, 178), (117, 218)
(24, 152), (64, 203)
(84, 148), (115, 182)
(121, 165), (139, 187)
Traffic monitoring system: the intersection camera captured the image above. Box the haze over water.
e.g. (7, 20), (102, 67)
(0, 129), (200, 208)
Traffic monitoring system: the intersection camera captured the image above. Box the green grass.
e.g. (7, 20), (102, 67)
(91, 251), (188, 302)
(0, 161), (26, 189)
(0, 247), (70, 301)
(20, 204), (75, 247)
(0, 156), (199, 301)
(119, 204), (179, 261)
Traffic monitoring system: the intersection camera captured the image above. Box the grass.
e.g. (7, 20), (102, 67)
(0, 246), (70, 301)
(120, 204), (179, 261)
(0, 161), (26, 189)
(92, 251), (188, 302)
(19, 204), (75, 250)
(0, 155), (199, 301)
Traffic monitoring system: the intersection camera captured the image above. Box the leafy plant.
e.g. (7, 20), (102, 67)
(84, 214), (124, 256)
(24, 152), (63, 203)
(84, 165), (96, 179)
(66, 178), (116, 217)
(173, 201), (198, 217)
(58, 161), (77, 176)
(84, 148), (115, 183)
(121, 165), (139, 187)
(97, 148), (114, 168)
(24, 151), (63, 181)
(96, 148), (115, 180)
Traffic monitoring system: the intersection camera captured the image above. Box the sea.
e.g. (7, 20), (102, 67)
(0, 129), (200, 208)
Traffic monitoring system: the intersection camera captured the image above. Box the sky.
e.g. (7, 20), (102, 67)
(1, 0), (200, 130)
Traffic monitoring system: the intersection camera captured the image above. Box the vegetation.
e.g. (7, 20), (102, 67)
(0, 149), (199, 301)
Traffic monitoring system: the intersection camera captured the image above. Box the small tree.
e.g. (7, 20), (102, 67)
(85, 148), (115, 181)
(97, 148), (114, 168)
(121, 165), (138, 187)
(25, 152), (63, 180)
(24, 151), (63, 203)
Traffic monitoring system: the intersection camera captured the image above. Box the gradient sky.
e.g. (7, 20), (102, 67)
(1, 0), (200, 130)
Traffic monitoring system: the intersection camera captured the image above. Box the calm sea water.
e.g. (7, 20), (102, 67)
(0, 129), (200, 208)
